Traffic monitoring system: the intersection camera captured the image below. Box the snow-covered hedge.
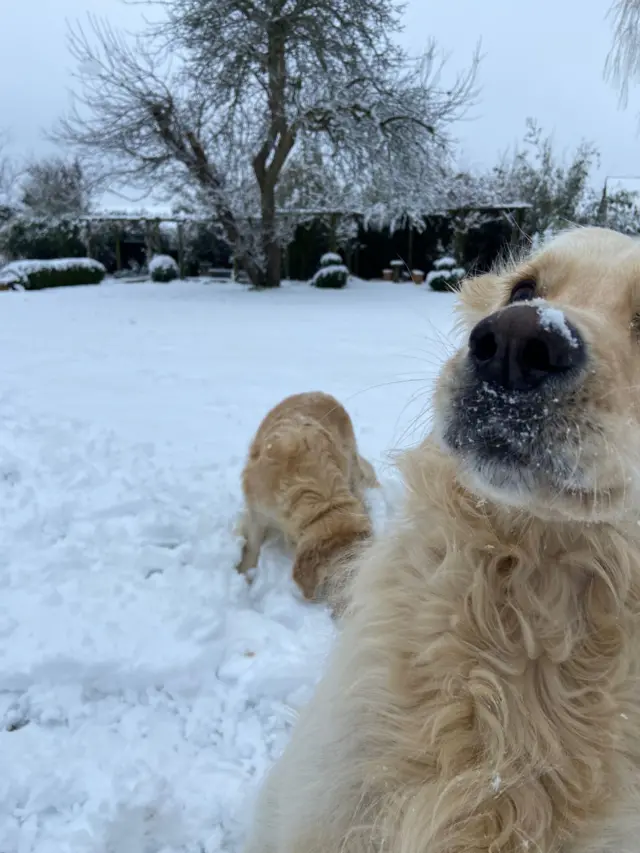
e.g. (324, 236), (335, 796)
(311, 263), (349, 289)
(0, 257), (106, 290)
(149, 254), (179, 283)
(320, 251), (343, 267)
(426, 256), (465, 292)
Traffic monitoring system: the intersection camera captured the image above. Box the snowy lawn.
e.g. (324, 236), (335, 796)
(0, 277), (458, 852)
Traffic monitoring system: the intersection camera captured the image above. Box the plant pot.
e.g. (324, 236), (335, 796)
(390, 260), (404, 283)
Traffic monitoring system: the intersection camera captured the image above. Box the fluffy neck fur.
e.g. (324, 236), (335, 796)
(347, 439), (640, 853)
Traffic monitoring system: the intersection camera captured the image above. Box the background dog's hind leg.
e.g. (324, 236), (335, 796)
(236, 508), (269, 578)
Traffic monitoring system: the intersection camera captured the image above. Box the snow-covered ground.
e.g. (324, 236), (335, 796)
(0, 277), (458, 852)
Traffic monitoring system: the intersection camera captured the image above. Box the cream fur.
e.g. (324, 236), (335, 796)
(242, 227), (640, 853)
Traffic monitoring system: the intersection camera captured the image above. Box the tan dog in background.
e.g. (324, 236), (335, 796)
(243, 228), (640, 853)
(237, 391), (378, 608)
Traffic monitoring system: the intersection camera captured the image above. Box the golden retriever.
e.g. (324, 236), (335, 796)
(242, 227), (640, 853)
(236, 391), (378, 607)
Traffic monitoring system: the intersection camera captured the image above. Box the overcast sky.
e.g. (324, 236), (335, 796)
(2, 0), (640, 201)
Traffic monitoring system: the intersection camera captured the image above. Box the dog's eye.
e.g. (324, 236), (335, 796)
(509, 280), (537, 303)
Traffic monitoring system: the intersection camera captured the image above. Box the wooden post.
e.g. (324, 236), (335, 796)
(329, 213), (338, 252)
(84, 220), (92, 259)
(177, 222), (185, 279)
(115, 234), (122, 272)
(284, 243), (290, 280)
(144, 219), (152, 268)
(407, 224), (414, 271)
(505, 209), (517, 251)
(514, 206), (526, 245)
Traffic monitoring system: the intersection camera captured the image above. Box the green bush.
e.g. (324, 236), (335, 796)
(319, 251), (343, 267)
(311, 263), (349, 289)
(149, 254), (179, 282)
(2, 258), (106, 290)
(426, 256), (465, 292)
(0, 216), (88, 261)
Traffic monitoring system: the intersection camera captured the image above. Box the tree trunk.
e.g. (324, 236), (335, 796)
(259, 183), (281, 288)
(244, 18), (292, 289)
(263, 238), (281, 288)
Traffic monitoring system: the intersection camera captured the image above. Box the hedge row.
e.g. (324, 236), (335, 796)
(0, 258), (106, 290)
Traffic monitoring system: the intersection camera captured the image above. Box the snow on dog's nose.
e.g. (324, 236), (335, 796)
(468, 302), (585, 392)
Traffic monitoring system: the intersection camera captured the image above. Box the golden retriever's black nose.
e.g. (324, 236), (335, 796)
(469, 303), (585, 392)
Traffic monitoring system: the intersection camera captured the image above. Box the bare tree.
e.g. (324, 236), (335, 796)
(0, 131), (17, 211)
(460, 118), (640, 238)
(21, 156), (92, 217)
(484, 120), (601, 235)
(606, 0), (640, 103)
(55, 1), (478, 287)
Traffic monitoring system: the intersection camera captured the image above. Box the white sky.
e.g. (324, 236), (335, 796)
(406, 0), (640, 185)
(2, 0), (640, 199)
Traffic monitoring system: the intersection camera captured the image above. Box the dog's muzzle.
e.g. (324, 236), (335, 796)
(441, 302), (587, 477)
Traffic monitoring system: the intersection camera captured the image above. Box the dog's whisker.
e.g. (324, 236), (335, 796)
(391, 389), (436, 449)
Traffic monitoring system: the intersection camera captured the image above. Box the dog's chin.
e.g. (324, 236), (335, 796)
(439, 434), (561, 510)
(434, 422), (638, 523)
(454, 452), (570, 513)
(435, 406), (631, 523)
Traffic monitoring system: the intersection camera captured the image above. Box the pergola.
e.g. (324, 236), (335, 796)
(77, 201), (532, 280)
(77, 212), (215, 277)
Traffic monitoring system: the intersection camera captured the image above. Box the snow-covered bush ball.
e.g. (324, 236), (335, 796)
(319, 252), (343, 268)
(426, 256), (465, 292)
(149, 254), (179, 283)
(311, 263), (349, 289)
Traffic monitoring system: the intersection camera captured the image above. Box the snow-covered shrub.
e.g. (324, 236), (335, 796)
(433, 256), (457, 270)
(320, 251), (343, 267)
(0, 266), (23, 290)
(0, 215), (87, 262)
(426, 256), (465, 292)
(1, 257), (106, 290)
(149, 254), (179, 282)
(530, 227), (557, 252)
(310, 251), (349, 288)
(311, 263), (349, 289)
